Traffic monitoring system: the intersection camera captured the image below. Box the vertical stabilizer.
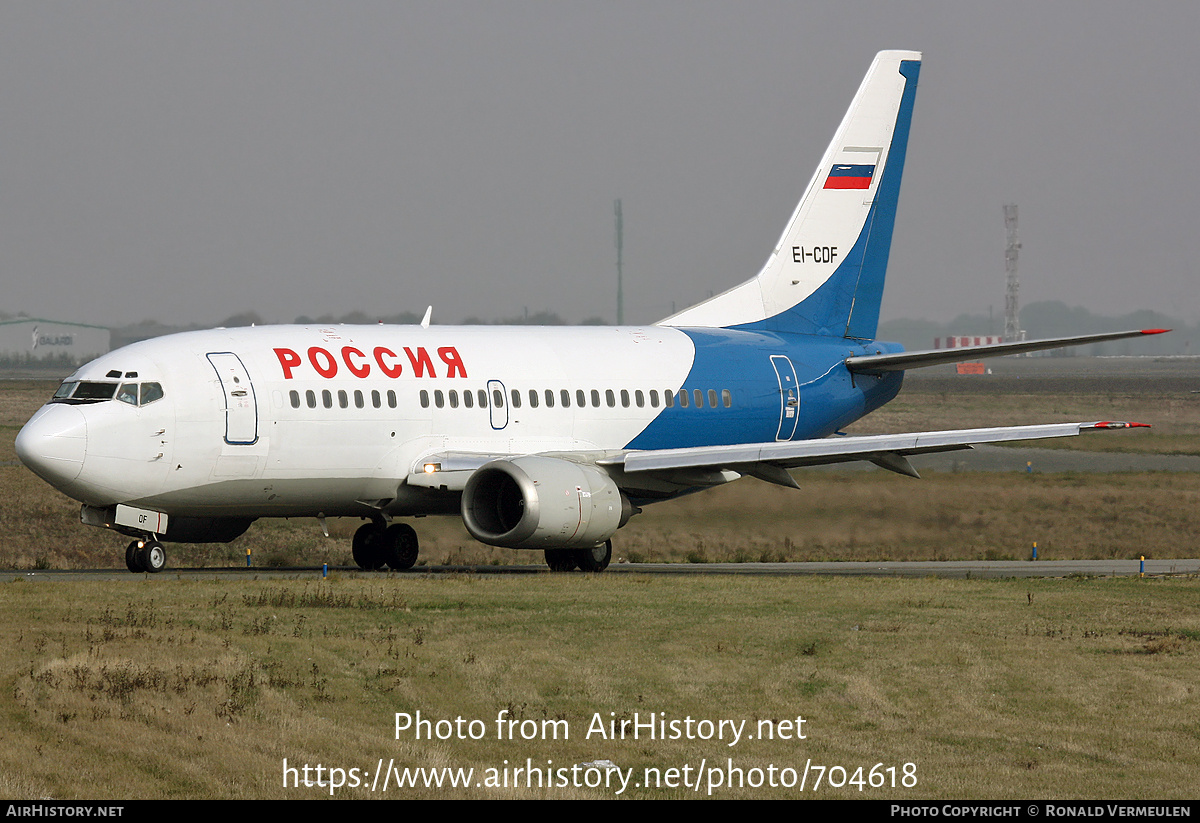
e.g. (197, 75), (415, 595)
(660, 50), (921, 338)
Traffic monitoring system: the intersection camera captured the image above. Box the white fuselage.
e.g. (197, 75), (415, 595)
(17, 322), (898, 522)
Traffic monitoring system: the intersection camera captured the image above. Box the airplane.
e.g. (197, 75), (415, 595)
(15, 50), (1164, 574)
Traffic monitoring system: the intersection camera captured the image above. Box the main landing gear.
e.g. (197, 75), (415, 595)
(352, 522), (419, 571)
(125, 538), (166, 573)
(544, 540), (612, 573)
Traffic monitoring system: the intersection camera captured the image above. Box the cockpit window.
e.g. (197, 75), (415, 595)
(141, 382), (164, 405)
(50, 380), (164, 406)
(71, 382), (119, 401)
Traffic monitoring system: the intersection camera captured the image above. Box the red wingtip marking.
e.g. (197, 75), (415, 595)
(1140, 328), (1171, 335)
(1093, 421), (1151, 429)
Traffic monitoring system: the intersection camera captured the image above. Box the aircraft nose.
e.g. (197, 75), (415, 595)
(15, 405), (88, 485)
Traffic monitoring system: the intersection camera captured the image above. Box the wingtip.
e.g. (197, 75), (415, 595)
(1141, 328), (1170, 335)
(1089, 421), (1151, 430)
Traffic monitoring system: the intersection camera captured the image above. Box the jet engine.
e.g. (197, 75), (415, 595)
(461, 456), (634, 549)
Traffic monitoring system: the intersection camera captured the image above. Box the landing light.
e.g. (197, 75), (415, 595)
(423, 463), (441, 474)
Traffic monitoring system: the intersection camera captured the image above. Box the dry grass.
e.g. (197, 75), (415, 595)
(624, 470), (1200, 563)
(4, 377), (1199, 799)
(849, 384), (1200, 455)
(2, 574), (1197, 799)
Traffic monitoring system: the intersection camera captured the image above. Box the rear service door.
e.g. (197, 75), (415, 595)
(770, 355), (800, 441)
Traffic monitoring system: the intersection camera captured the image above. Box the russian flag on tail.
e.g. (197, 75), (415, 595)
(824, 164), (875, 189)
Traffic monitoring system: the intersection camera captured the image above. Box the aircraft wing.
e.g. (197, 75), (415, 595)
(411, 421), (1148, 492)
(597, 421), (1148, 486)
(845, 329), (1168, 373)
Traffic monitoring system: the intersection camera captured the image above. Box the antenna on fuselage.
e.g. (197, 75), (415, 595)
(420, 306), (432, 329)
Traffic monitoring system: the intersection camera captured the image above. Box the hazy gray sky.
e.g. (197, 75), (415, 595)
(2, 2), (1197, 327)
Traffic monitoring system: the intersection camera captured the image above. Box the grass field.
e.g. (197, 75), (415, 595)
(3, 369), (1198, 799)
(3, 574), (1197, 799)
(850, 387), (1200, 455)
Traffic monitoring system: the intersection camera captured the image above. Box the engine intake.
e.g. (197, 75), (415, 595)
(461, 456), (633, 549)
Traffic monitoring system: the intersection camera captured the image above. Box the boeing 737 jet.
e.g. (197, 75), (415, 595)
(16, 50), (1161, 573)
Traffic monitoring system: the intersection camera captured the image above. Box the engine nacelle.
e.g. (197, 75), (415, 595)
(461, 456), (633, 549)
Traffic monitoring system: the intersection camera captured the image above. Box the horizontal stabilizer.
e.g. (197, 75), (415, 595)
(845, 329), (1169, 373)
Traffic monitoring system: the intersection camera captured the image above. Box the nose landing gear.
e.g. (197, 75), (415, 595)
(125, 538), (166, 573)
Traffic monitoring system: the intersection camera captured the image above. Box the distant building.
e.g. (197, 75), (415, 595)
(0, 317), (110, 366)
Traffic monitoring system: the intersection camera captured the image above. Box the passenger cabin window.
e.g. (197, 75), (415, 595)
(561, 389), (571, 407)
(354, 390), (364, 409)
(721, 389), (732, 408)
(478, 389), (489, 408)
(306, 390), (317, 408)
(387, 390), (397, 408)
(492, 389), (504, 408)
(289, 390), (301, 409)
(463, 390), (474, 408)
(528, 389), (538, 408)
(664, 389), (674, 408)
(510, 389), (521, 408)
(338, 390), (349, 409)
(420, 390), (429, 408)
(650, 390), (659, 407)
(545, 389), (555, 408)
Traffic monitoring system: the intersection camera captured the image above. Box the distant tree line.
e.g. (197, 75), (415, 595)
(0, 351), (79, 370)
(44, 301), (1200, 356)
(109, 310), (610, 348)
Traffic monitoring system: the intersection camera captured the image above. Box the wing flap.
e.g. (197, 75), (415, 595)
(411, 422), (1148, 491)
(605, 421), (1148, 475)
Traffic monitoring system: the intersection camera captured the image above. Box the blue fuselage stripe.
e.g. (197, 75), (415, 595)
(625, 328), (904, 450)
